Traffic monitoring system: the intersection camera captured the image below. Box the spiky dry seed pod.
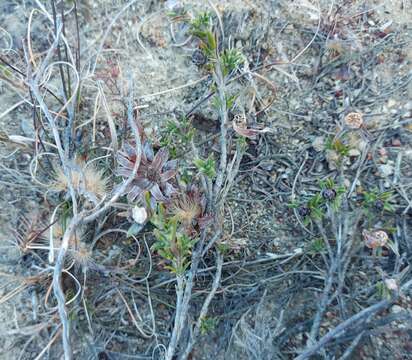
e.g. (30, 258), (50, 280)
(53, 223), (93, 269)
(53, 223), (83, 248)
(13, 213), (47, 252)
(169, 185), (211, 235)
(68, 241), (94, 270)
(344, 112), (363, 129)
(362, 229), (389, 249)
(170, 186), (204, 224)
(53, 159), (108, 199)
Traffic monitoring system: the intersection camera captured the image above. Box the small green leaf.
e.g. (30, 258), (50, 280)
(194, 156), (216, 178)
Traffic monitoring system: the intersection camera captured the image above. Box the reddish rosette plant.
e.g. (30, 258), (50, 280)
(117, 141), (177, 203)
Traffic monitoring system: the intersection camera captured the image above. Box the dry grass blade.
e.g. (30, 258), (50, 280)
(97, 82), (118, 163)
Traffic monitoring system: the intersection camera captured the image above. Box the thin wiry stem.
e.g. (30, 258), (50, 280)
(212, 60), (229, 199)
(180, 251), (223, 360)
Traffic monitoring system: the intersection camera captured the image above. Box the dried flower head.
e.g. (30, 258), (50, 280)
(321, 188), (337, 201)
(232, 114), (271, 139)
(298, 206), (311, 217)
(170, 186), (203, 223)
(53, 223), (94, 269)
(344, 112), (363, 129)
(68, 241), (94, 270)
(53, 159), (108, 200)
(13, 212), (47, 253)
(53, 222), (83, 248)
(362, 229), (388, 249)
(117, 141), (177, 203)
(169, 185), (211, 234)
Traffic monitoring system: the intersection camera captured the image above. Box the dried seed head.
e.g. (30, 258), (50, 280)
(53, 159), (108, 199)
(53, 223), (84, 249)
(374, 200), (384, 211)
(298, 206), (311, 217)
(171, 191), (202, 225)
(68, 241), (94, 270)
(13, 212), (47, 252)
(362, 229), (388, 249)
(321, 188), (337, 201)
(53, 223), (93, 269)
(344, 112), (363, 129)
(191, 49), (207, 65)
(326, 39), (345, 54)
(232, 114), (271, 139)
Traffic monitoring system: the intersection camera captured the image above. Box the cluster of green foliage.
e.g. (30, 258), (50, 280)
(376, 281), (393, 300)
(325, 137), (350, 157)
(290, 178), (346, 225)
(0, 64), (12, 78)
(151, 11), (245, 274)
(187, 12), (244, 73)
(166, 6), (189, 20)
(211, 92), (238, 111)
(188, 12), (216, 61)
(151, 204), (197, 274)
(200, 317), (218, 335)
(361, 188), (394, 213)
(360, 188), (395, 231)
(194, 156), (216, 179)
(309, 238), (326, 254)
(319, 178), (346, 210)
(220, 48), (244, 76)
(160, 116), (195, 158)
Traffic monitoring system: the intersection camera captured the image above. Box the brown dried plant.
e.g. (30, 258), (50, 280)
(53, 158), (108, 200)
(169, 185), (211, 235)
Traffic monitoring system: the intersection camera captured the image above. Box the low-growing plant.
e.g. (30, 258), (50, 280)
(194, 156), (216, 179)
(309, 238), (326, 254)
(362, 188), (394, 213)
(117, 140), (177, 203)
(325, 137), (351, 164)
(290, 178), (346, 225)
(220, 48), (244, 76)
(200, 317), (218, 335)
(151, 204), (197, 274)
(160, 116), (195, 157)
